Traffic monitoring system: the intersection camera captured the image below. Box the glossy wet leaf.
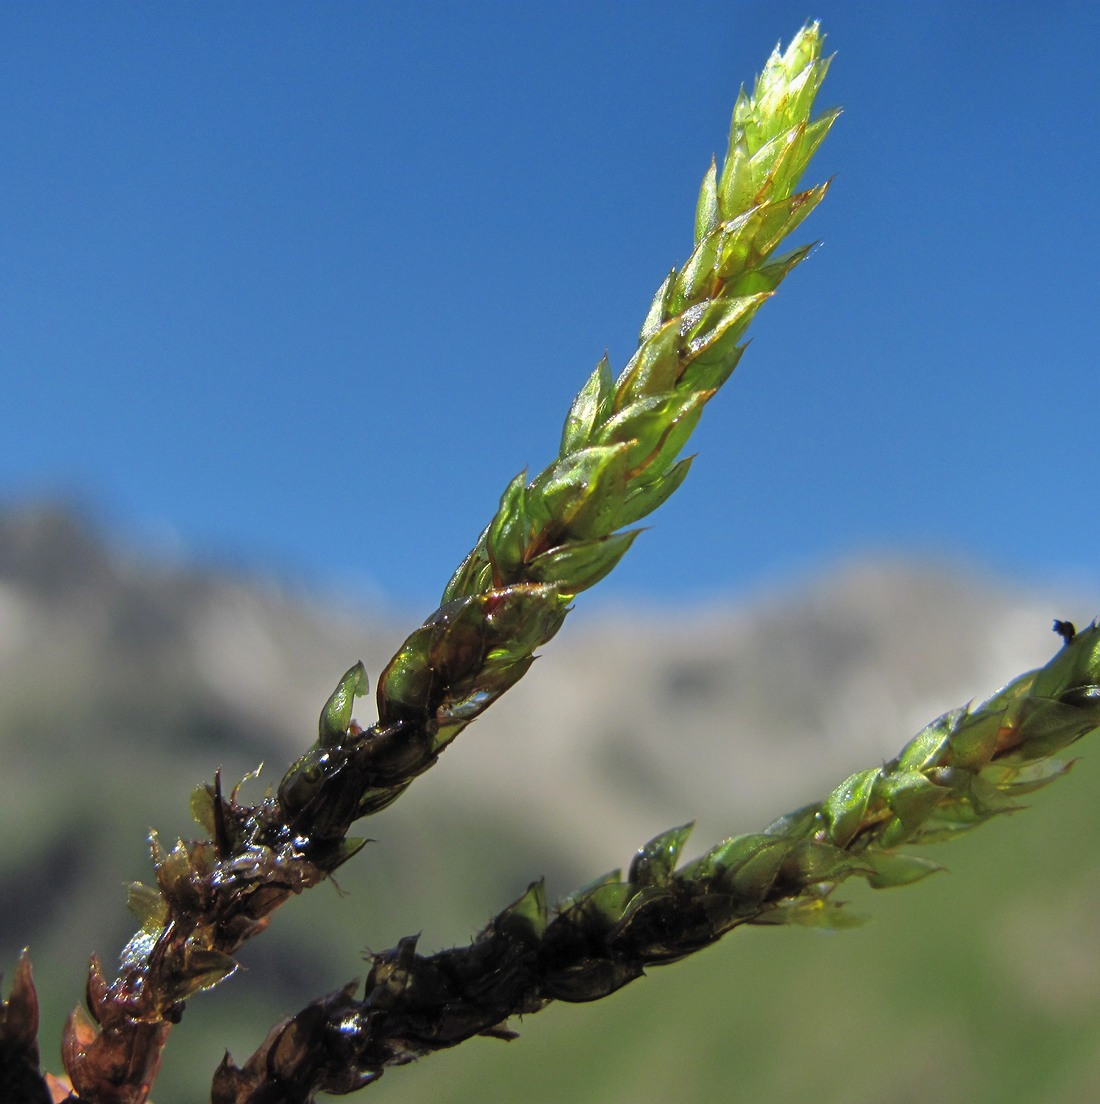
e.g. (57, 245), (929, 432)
(570, 880), (640, 926)
(485, 471), (530, 581)
(723, 242), (812, 298)
(560, 355), (615, 455)
(784, 839), (872, 884)
(526, 530), (640, 593)
(895, 714), (956, 771)
(670, 229), (725, 314)
(176, 950), (239, 998)
(617, 455), (694, 527)
(822, 768), (880, 847)
(319, 662), (369, 747)
(376, 627), (435, 718)
(615, 319), (685, 405)
(190, 781), (216, 836)
(639, 270), (675, 343)
(680, 291), (768, 358)
(877, 770), (948, 838)
(862, 852), (944, 890)
(628, 822), (694, 886)
(527, 443), (632, 541)
(694, 157), (719, 243)
(678, 833), (763, 883)
(723, 838), (794, 900)
(596, 391), (710, 479)
(440, 538), (495, 604)
(126, 881), (167, 932)
(717, 183), (830, 274)
(557, 869), (622, 913)
(496, 881), (548, 942)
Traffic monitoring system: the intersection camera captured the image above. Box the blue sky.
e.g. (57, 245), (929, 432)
(3, 3), (1098, 613)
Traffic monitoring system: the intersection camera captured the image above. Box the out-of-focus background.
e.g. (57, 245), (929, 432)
(3, 4), (1100, 1102)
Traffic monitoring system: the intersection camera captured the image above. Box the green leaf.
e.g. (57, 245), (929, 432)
(894, 713), (956, 771)
(527, 530), (640, 593)
(762, 802), (822, 839)
(723, 242), (813, 298)
(615, 319), (684, 407)
(679, 291), (763, 346)
(723, 838), (793, 901)
(473, 584), (572, 659)
(190, 782), (216, 836)
(435, 655), (535, 730)
(745, 122), (806, 199)
(944, 705), (1004, 770)
(785, 839), (871, 884)
(527, 443), (632, 541)
(496, 880), (548, 942)
(612, 885), (669, 932)
(822, 768), (880, 847)
(596, 390), (710, 479)
(560, 356), (614, 455)
(983, 756), (1075, 795)
(629, 391), (710, 478)
(717, 182), (830, 274)
(392, 586), (572, 726)
(694, 157), (719, 244)
(376, 626), (436, 719)
(679, 834), (756, 883)
(783, 36), (832, 122)
(877, 770), (949, 845)
(639, 270), (675, 343)
(862, 853), (945, 890)
(319, 661), (369, 747)
(558, 869), (622, 913)
(423, 602), (494, 688)
(617, 456), (694, 527)
(717, 133), (754, 218)
(440, 536), (494, 604)
(485, 471), (531, 582)
(676, 333), (745, 398)
(176, 949), (239, 997)
(568, 880), (638, 926)
(909, 808), (989, 844)
(963, 772), (1026, 816)
(1011, 697), (1100, 760)
(677, 293), (766, 391)
(796, 107), (841, 179)
(126, 882), (166, 933)
(1030, 622), (1100, 700)
(670, 228), (724, 314)
(628, 822), (694, 887)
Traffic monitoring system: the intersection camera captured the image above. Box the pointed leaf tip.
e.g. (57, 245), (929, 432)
(319, 661), (370, 746)
(630, 822), (695, 886)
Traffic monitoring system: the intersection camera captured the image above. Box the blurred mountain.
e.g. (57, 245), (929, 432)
(1, 501), (1097, 1104)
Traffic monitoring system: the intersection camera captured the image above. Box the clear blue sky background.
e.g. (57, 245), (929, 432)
(3, 3), (1098, 613)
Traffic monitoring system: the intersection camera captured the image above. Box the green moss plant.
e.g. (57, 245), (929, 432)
(2, 22), (1098, 1104)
